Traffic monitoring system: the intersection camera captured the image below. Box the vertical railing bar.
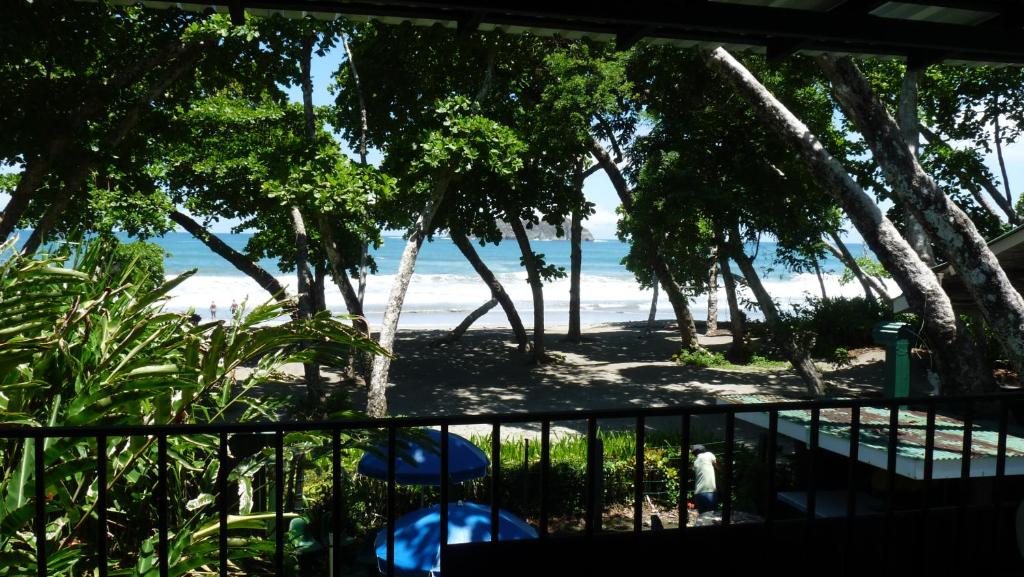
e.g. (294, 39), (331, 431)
(218, 431), (228, 577)
(331, 429), (342, 576)
(886, 403), (899, 513)
(679, 413), (690, 534)
(585, 417), (597, 538)
(540, 420), (550, 538)
(846, 406), (861, 519)
(387, 426), (396, 577)
(993, 400), (1009, 553)
(923, 400), (936, 486)
(440, 424), (450, 572)
(765, 410), (778, 528)
(845, 405), (861, 571)
(97, 435), (108, 577)
(491, 422), (501, 543)
(35, 434), (46, 577)
(922, 400), (936, 573)
(158, 434), (169, 577)
(721, 412), (735, 527)
(884, 402), (899, 567)
(274, 431), (284, 577)
(958, 399), (973, 572)
(634, 416), (645, 534)
(807, 407), (819, 522)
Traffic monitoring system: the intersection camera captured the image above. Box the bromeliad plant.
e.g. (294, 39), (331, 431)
(0, 239), (384, 576)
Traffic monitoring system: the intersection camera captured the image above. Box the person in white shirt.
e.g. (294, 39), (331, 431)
(691, 444), (718, 514)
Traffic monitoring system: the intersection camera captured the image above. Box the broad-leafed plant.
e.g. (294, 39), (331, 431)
(0, 238), (384, 575)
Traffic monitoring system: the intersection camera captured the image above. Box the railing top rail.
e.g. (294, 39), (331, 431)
(3, 391), (1023, 438)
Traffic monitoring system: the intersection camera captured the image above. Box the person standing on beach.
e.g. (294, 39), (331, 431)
(691, 444), (718, 514)
(210, 301), (217, 319)
(230, 300), (238, 318)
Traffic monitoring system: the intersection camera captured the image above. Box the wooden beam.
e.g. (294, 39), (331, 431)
(121, 0), (1024, 64)
(765, 38), (805, 62)
(615, 27), (650, 51)
(228, 0), (245, 25)
(457, 11), (483, 39)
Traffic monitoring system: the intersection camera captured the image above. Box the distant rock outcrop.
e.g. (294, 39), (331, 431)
(494, 218), (594, 242)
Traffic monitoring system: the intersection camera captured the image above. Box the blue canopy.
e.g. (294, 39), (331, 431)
(374, 502), (538, 576)
(358, 429), (488, 486)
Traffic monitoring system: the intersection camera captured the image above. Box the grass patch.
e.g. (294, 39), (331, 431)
(673, 348), (790, 371)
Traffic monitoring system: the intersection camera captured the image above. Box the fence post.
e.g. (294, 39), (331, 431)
(589, 438), (604, 532)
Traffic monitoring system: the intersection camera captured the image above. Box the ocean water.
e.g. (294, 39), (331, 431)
(143, 232), (891, 329)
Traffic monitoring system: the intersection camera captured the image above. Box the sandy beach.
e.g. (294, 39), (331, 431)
(254, 321), (887, 439)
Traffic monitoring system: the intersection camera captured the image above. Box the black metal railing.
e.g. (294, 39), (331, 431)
(4, 392), (1023, 577)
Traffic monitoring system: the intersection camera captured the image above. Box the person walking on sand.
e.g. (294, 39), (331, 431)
(230, 299), (238, 318)
(210, 301), (217, 319)
(691, 444), (718, 514)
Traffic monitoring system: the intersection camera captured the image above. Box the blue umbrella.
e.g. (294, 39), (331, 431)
(358, 429), (488, 486)
(374, 502), (538, 576)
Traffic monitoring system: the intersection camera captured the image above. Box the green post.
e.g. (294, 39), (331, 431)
(872, 322), (914, 398)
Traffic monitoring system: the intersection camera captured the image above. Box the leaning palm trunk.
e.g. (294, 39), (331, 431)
(432, 299), (499, 346)
(824, 232), (889, 302)
(728, 229), (826, 396)
(452, 233), (529, 352)
(367, 179), (450, 417)
(819, 55), (1024, 374)
(170, 210), (289, 301)
(717, 242), (748, 362)
(704, 47), (989, 393)
(589, 137), (699, 348)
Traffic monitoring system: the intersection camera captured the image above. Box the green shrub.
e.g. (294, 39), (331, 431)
(786, 296), (892, 358)
(672, 348), (729, 368)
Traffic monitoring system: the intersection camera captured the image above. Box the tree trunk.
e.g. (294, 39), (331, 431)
(318, 216), (369, 336)
(819, 54), (1024, 373)
(567, 206), (584, 343)
(432, 299), (499, 346)
(590, 136), (699, 348)
(704, 47), (990, 393)
(291, 206), (321, 399)
(919, 123), (1014, 224)
(706, 248), (720, 334)
(451, 233), (529, 352)
(170, 210), (289, 300)
(509, 218), (548, 363)
(21, 161), (91, 255)
(0, 35), (195, 241)
(812, 259), (828, 300)
(367, 178), (450, 417)
(341, 33), (374, 305)
(896, 64), (936, 266)
(717, 244), (748, 362)
(22, 43), (204, 253)
(652, 257), (700, 349)
(296, 33), (324, 400)
(319, 216), (373, 386)
(994, 99), (1014, 217)
(0, 150), (61, 242)
(728, 228), (826, 397)
(313, 264), (327, 313)
(643, 279), (659, 337)
(824, 232), (890, 302)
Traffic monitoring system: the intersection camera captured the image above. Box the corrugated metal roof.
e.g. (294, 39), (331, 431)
(719, 393), (1024, 479)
